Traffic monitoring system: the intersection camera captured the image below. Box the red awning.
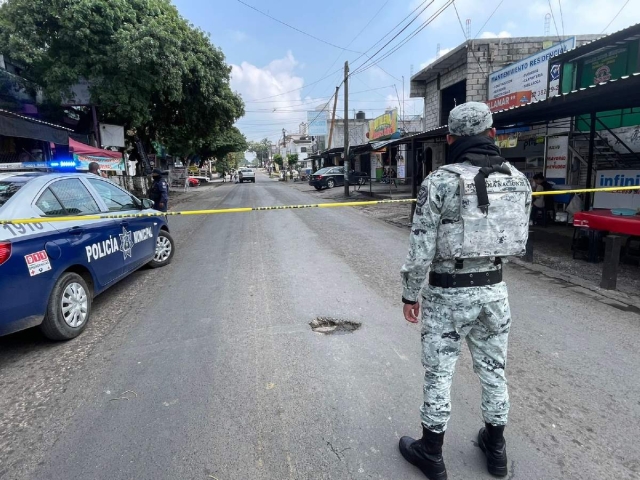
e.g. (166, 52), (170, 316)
(69, 138), (122, 159)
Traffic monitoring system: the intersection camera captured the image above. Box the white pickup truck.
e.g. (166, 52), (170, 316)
(239, 168), (256, 183)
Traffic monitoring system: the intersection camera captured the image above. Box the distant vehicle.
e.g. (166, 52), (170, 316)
(188, 177), (200, 187)
(239, 168), (256, 183)
(0, 172), (175, 340)
(308, 167), (368, 190)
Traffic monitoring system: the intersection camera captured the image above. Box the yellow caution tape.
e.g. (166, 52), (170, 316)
(1, 186), (639, 225)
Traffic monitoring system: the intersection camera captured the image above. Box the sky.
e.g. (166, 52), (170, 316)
(172, 0), (639, 149)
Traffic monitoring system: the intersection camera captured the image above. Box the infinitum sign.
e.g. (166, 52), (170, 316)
(487, 37), (575, 112)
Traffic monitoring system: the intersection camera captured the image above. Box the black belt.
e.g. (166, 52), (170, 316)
(429, 269), (502, 288)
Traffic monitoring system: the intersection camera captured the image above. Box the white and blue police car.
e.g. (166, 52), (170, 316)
(0, 170), (175, 340)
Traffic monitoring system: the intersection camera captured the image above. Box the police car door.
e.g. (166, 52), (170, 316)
(85, 178), (156, 273)
(36, 177), (125, 288)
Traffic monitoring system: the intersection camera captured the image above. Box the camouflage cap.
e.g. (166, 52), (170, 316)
(448, 101), (493, 136)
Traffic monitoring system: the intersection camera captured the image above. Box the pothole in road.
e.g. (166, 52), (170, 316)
(310, 317), (362, 335)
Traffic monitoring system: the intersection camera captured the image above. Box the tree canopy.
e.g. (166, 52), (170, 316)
(0, 0), (244, 157)
(247, 138), (271, 165)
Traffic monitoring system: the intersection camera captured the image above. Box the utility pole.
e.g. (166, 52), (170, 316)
(327, 86), (340, 149)
(282, 128), (287, 182)
(343, 61), (350, 198)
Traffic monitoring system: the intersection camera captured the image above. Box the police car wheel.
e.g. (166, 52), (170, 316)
(148, 230), (175, 268)
(40, 272), (92, 341)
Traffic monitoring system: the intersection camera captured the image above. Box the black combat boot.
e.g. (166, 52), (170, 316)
(398, 426), (447, 480)
(478, 423), (508, 477)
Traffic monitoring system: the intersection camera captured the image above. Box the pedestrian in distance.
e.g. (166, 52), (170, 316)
(531, 172), (555, 226)
(399, 102), (532, 480)
(149, 168), (169, 212)
(88, 161), (107, 178)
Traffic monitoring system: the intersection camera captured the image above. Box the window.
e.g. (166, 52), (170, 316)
(42, 179), (100, 216)
(88, 178), (138, 211)
(0, 180), (27, 208)
(35, 189), (66, 216)
(300, 147), (307, 153)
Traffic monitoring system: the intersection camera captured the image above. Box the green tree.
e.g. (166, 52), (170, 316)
(247, 138), (271, 167)
(0, 0), (244, 155)
(273, 154), (283, 166)
(199, 127), (247, 163)
(286, 153), (299, 166)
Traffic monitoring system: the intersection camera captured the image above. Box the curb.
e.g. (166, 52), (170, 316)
(509, 257), (640, 311)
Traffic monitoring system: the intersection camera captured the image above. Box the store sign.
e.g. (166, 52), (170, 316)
(594, 170), (640, 209)
(74, 154), (125, 172)
(545, 136), (569, 180)
(487, 91), (532, 112)
(307, 110), (328, 136)
(495, 133), (519, 149)
(369, 109), (398, 141)
(581, 47), (628, 87)
(488, 37), (575, 109)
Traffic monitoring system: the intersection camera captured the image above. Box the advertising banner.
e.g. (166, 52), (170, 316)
(594, 170), (640, 209)
(545, 136), (569, 180)
(488, 37), (575, 110)
(74, 154), (125, 172)
(369, 109), (398, 141)
(307, 110), (328, 136)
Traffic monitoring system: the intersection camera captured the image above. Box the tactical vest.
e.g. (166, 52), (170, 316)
(435, 160), (531, 261)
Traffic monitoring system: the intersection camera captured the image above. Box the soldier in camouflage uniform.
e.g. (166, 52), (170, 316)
(398, 102), (531, 480)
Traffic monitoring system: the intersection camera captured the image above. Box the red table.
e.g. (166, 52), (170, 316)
(573, 209), (640, 262)
(573, 210), (640, 235)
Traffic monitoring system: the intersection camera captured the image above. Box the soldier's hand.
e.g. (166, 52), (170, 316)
(403, 303), (420, 324)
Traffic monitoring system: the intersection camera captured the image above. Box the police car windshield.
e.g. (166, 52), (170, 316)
(0, 179), (28, 208)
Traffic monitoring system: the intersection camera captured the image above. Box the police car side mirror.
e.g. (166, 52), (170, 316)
(142, 199), (154, 209)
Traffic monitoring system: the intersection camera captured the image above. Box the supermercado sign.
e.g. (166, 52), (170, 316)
(488, 38), (575, 110)
(85, 226), (153, 263)
(594, 170), (640, 209)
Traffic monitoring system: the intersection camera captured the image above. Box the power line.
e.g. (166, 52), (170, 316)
(305, 0), (390, 100)
(235, 0), (360, 53)
(350, 1), (435, 75)
(547, 0), (562, 41)
(601, 0), (631, 33)
(557, 0), (565, 38)
(453, 1), (467, 40)
(352, 1), (454, 77)
(474, 0), (505, 38)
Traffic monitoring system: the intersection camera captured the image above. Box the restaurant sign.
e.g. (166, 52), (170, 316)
(368, 109), (398, 141)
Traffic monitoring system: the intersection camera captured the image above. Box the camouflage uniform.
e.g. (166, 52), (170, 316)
(401, 103), (528, 434)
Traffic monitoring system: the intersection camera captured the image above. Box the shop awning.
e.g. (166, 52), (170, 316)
(69, 138), (122, 159)
(0, 109), (71, 145)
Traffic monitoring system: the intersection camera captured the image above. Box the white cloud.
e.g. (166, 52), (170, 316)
(231, 52), (327, 142)
(420, 47), (455, 70)
(479, 31), (512, 39)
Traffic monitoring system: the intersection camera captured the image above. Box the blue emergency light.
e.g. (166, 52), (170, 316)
(21, 159), (81, 171)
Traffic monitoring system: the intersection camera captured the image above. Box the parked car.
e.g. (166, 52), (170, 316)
(239, 168), (256, 183)
(0, 172), (175, 340)
(188, 177), (200, 187)
(308, 167), (368, 190)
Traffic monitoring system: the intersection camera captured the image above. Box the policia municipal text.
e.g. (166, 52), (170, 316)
(399, 102), (532, 480)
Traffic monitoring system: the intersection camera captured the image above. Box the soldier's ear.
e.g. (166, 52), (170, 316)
(487, 128), (497, 139)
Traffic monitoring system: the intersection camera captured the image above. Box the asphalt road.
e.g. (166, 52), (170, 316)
(1, 172), (639, 480)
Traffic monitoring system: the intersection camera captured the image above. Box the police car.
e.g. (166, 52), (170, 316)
(0, 171), (175, 340)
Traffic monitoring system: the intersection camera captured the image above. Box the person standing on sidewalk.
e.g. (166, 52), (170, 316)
(149, 168), (169, 212)
(398, 102), (532, 480)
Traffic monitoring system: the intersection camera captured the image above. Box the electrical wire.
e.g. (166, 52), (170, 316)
(453, 0), (467, 40)
(557, 0), (565, 39)
(304, 0), (390, 100)
(474, 0), (505, 38)
(547, 0), (562, 41)
(235, 0), (360, 53)
(351, 1), (453, 77)
(350, 1), (435, 75)
(601, 0), (631, 33)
